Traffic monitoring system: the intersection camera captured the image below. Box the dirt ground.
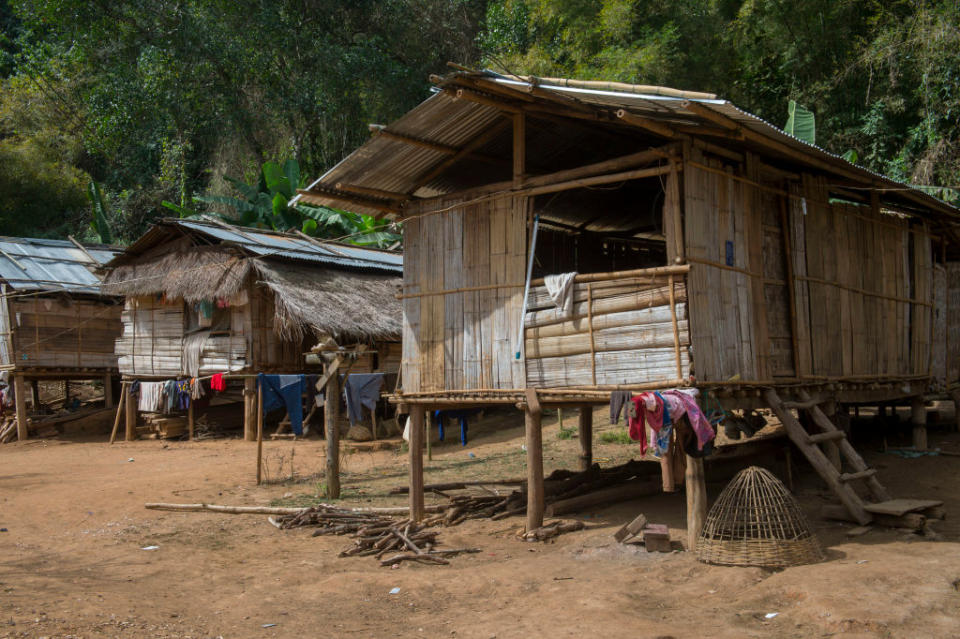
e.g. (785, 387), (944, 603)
(2, 407), (960, 639)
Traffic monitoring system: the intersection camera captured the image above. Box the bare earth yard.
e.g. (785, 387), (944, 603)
(2, 409), (960, 638)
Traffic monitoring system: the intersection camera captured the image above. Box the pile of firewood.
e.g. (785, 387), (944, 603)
(0, 417), (17, 443)
(272, 504), (480, 566)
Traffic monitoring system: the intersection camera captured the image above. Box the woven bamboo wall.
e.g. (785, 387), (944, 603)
(401, 196), (527, 392)
(116, 295), (248, 377)
(8, 296), (121, 370)
(524, 277), (690, 388)
(683, 147), (936, 383)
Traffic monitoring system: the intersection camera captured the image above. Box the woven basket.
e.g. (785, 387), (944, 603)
(696, 466), (824, 568)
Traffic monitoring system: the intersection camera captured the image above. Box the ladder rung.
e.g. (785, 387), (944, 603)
(807, 430), (846, 444)
(840, 469), (877, 482)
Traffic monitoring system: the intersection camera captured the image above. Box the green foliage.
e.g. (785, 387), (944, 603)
(598, 429), (634, 445)
(165, 158), (402, 248)
(86, 181), (113, 244)
(785, 100), (816, 145)
(556, 425), (575, 440)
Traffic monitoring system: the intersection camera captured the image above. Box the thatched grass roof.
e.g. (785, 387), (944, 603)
(255, 261), (401, 341)
(101, 247), (401, 341)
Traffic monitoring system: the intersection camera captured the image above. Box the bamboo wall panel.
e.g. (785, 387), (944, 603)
(401, 196), (527, 392)
(932, 264), (946, 384)
(683, 148), (759, 382)
(0, 285), (10, 368)
(946, 262), (960, 383)
(524, 278), (690, 388)
(10, 297), (121, 370)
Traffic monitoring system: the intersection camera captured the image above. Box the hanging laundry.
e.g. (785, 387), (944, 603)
(175, 380), (192, 410)
(342, 373), (385, 425)
(258, 374), (306, 436)
(652, 391), (674, 454)
(190, 378), (205, 400)
(162, 380), (178, 413)
(138, 381), (164, 412)
(543, 272), (578, 318)
(210, 373), (226, 392)
(661, 389), (715, 450)
(609, 390), (632, 424)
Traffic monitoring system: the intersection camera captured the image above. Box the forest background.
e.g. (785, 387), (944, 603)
(1, 0), (958, 244)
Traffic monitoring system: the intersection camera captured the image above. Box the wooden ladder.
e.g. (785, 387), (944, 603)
(764, 388), (891, 525)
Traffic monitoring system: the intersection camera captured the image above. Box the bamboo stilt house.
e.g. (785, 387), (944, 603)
(101, 218), (402, 441)
(0, 236), (123, 442)
(295, 70), (960, 532)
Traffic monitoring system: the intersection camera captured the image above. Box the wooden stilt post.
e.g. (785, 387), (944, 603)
(426, 412), (432, 462)
(124, 381), (136, 441)
(325, 370), (341, 499)
(409, 406), (425, 522)
(558, 407), (565, 431)
(524, 389), (544, 532)
(685, 456), (707, 551)
(243, 377), (257, 442)
(187, 399), (195, 441)
(577, 405), (593, 471)
(103, 374), (114, 408)
(13, 374), (27, 441)
(109, 385), (126, 444)
(951, 390), (960, 433)
(256, 381), (264, 485)
(911, 396), (927, 450)
(30, 380), (39, 409)
(660, 455), (675, 492)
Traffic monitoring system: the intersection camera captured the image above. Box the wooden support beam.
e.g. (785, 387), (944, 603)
(256, 382), (263, 484)
(187, 398), (195, 441)
(513, 112), (525, 186)
(615, 109), (676, 139)
(447, 87), (523, 113)
(577, 405), (593, 472)
(103, 374), (114, 408)
(13, 374), (27, 441)
(243, 377), (256, 442)
(124, 382), (136, 441)
(521, 145), (676, 190)
(408, 406), (426, 522)
(408, 118), (511, 195)
(685, 456), (707, 551)
(295, 189), (402, 216)
(372, 128), (460, 155)
(109, 385), (126, 444)
(807, 430), (846, 444)
(839, 468), (877, 482)
(325, 371), (341, 499)
(911, 397), (928, 450)
(524, 398), (545, 532)
(334, 182), (410, 202)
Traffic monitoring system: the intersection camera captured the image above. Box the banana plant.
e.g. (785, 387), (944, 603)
(162, 158), (401, 248)
(87, 181), (114, 244)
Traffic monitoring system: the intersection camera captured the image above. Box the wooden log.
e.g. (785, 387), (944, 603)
(545, 479), (661, 517)
(109, 385), (126, 444)
(124, 380), (137, 441)
(13, 374), (27, 441)
(525, 395), (545, 532)
(685, 456), (707, 551)
(614, 513), (648, 543)
(911, 397), (927, 450)
(409, 406), (426, 522)
(145, 502), (444, 515)
(524, 287), (680, 329)
(389, 479), (524, 495)
(326, 371), (341, 499)
(243, 377), (256, 442)
(103, 374), (114, 408)
(577, 405), (593, 472)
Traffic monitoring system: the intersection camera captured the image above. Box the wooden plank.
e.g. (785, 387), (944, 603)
(863, 499), (943, 517)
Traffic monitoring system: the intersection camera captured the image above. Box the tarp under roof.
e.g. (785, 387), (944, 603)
(293, 70), (960, 224)
(0, 236), (121, 294)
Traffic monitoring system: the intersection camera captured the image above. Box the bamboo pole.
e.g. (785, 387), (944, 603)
(144, 502), (446, 515)
(409, 406), (425, 522)
(668, 275), (683, 379)
(13, 374), (27, 441)
(685, 457), (707, 551)
(524, 401), (545, 532)
(256, 382), (263, 485)
(108, 385), (126, 444)
(587, 284), (596, 386)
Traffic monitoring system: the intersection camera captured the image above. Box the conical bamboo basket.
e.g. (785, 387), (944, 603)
(696, 466), (824, 567)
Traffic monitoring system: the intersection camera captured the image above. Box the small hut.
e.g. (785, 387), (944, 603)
(0, 236), (123, 442)
(296, 70), (959, 533)
(101, 218), (402, 447)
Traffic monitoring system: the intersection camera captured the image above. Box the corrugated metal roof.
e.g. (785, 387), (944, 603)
(294, 71), (959, 220)
(0, 236), (121, 294)
(111, 219), (402, 273)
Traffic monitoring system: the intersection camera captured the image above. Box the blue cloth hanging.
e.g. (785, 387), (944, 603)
(258, 374), (306, 436)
